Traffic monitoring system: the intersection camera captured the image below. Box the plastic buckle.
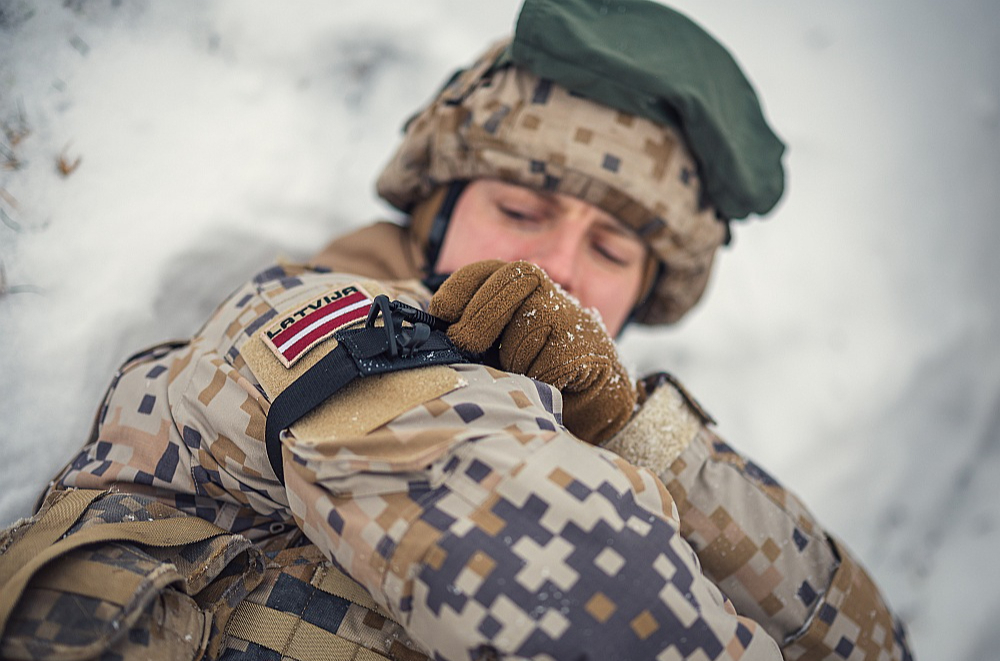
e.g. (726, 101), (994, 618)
(364, 296), (450, 358)
(364, 295), (399, 357)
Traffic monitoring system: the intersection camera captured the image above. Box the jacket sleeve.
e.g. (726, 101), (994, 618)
(604, 376), (914, 661)
(280, 360), (783, 661)
(56, 264), (782, 660)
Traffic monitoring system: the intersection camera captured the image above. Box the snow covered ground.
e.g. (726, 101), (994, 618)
(1, 1), (997, 658)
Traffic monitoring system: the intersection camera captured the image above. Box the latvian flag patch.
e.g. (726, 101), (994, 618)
(261, 284), (372, 368)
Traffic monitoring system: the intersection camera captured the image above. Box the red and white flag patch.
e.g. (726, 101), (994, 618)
(261, 284), (372, 368)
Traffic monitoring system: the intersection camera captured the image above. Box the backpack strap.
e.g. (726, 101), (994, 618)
(0, 489), (105, 634)
(316, 563), (392, 620)
(227, 601), (389, 661)
(223, 553), (428, 661)
(2, 489), (427, 661)
(0, 488), (229, 645)
(0, 489), (103, 588)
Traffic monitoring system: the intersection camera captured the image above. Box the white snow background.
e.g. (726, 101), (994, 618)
(1, 1), (998, 657)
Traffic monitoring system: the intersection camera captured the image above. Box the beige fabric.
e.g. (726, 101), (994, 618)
(0, 489), (101, 589)
(782, 537), (907, 660)
(292, 368), (464, 446)
(240, 279), (467, 467)
(0, 504), (225, 643)
(376, 40), (726, 325)
(29, 556), (146, 605)
(239, 277), (393, 397)
(310, 221), (425, 282)
(602, 380), (702, 474)
(316, 564), (392, 620)
(0, 489), (105, 635)
(227, 601), (388, 661)
(220, 544), (429, 660)
(43, 261), (910, 659)
(0, 489), (247, 661)
(243, 306), (464, 439)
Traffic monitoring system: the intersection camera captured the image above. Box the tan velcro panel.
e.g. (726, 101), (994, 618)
(241, 280), (465, 471)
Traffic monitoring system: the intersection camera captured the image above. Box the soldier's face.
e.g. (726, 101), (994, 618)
(436, 180), (649, 336)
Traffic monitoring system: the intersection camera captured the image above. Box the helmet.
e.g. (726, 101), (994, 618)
(377, 1), (784, 325)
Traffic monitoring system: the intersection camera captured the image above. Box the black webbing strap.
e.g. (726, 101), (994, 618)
(264, 347), (358, 485)
(423, 179), (468, 273)
(264, 296), (467, 484)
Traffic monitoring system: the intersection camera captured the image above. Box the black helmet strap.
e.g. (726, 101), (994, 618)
(422, 180), (468, 284)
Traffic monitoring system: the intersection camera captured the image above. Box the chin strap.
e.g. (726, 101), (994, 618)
(264, 296), (467, 484)
(423, 180), (468, 274)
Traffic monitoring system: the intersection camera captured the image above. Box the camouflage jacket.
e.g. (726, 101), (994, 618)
(48, 261), (912, 660)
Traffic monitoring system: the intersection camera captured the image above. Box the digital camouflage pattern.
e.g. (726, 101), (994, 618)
(0, 489), (431, 661)
(43, 263), (778, 659)
(22, 258), (912, 660)
(376, 40), (726, 326)
(221, 544), (431, 660)
(607, 375), (914, 660)
(0, 489), (264, 661)
(668, 437), (913, 660)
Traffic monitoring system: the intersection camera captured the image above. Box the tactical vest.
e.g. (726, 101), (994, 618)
(0, 488), (430, 661)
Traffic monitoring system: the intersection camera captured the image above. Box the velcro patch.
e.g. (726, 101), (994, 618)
(261, 284), (372, 367)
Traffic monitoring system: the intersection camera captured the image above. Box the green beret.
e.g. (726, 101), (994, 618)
(511, 0), (785, 220)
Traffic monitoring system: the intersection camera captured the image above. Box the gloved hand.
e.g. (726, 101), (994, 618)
(429, 260), (636, 444)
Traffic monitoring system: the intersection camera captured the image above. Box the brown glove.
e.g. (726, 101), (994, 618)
(429, 260), (636, 444)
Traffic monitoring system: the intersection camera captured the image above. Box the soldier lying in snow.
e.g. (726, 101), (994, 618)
(0, 1), (913, 659)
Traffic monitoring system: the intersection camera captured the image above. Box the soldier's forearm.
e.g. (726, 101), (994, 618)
(669, 431), (913, 660)
(607, 376), (914, 660)
(283, 365), (781, 661)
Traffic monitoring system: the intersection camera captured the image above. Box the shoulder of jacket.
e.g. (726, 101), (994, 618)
(196, 263), (432, 363)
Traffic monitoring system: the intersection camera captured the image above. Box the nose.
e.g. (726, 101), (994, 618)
(529, 235), (580, 295)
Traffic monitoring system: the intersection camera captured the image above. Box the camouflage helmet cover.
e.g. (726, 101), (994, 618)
(377, 40), (725, 325)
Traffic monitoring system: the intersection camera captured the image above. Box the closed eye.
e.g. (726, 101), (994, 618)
(499, 205), (546, 227)
(591, 226), (645, 267)
(593, 242), (633, 266)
